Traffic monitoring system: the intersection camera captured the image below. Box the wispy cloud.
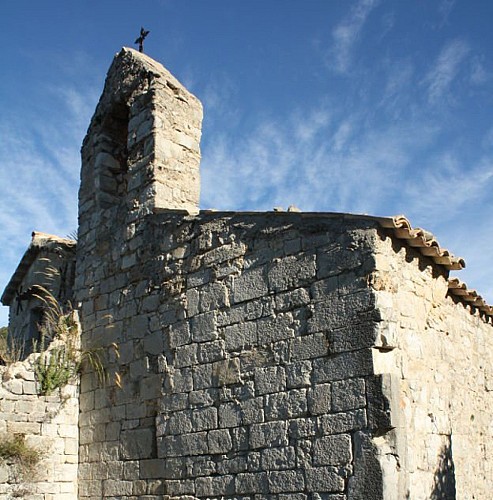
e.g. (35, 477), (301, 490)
(423, 39), (470, 103)
(0, 81), (97, 324)
(201, 105), (433, 215)
(200, 96), (493, 303)
(470, 56), (491, 85)
(437, 0), (456, 27)
(403, 153), (493, 222)
(330, 0), (380, 73)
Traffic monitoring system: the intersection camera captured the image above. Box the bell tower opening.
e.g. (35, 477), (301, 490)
(94, 101), (129, 208)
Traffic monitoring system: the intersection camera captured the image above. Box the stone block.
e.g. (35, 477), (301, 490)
(224, 321), (257, 351)
(103, 479), (133, 496)
(217, 298), (266, 326)
(257, 313), (295, 344)
(312, 349), (373, 382)
(308, 290), (376, 333)
(189, 388), (216, 407)
(193, 363), (213, 390)
(331, 377), (366, 411)
(195, 475), (235, 496)
(160, 431), (208, 457)
(213, 357), (241, 386)
(143, 330), (164, 355)
(305, 466), (345, 492)
(233, 268), (268, 303)
(123, 460), (140, 480)
(198, 340), (225, 364)
(216, 455), (248, 475)
(268, 253), (316, 292)
(328, 321), (378, 353)
(192, 406), (217, 431)
(160, 392), (188, 412)
(291, 332), (329, 360)
(208, 429), (233, 454)
(250, 421), (288, 449)
(240, 397), (265, 425)
(265, 389), (307, 420)
(235, 472), (269, 494)
(347, 431), (386, 499)
(120, 428), (155, 459)
(174, 343), (198, 368)
(200, 282), (230, 312)
(288, 417), (317, 439)
(274, 288), (310, 311)
(307, 383), (331, 415)
(163, 410), (192, 435)
(191, 311), (217, 342)
(164, 479), (196, 496)
(286, 360), (312, 388)
(261, 446), (296, 470)
(186, 288), (200, 317)
(318, 409), (367, 435)
(313, 434), (352, 465)
(255, 366), (286, 395)
(268, 469), (305, 493)
(168, 367), (193, 393)
(23, 381), (38, 395)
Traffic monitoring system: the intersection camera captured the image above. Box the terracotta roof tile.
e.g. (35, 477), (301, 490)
(375, 215), (491, 323)
(375, 215), (465, 270)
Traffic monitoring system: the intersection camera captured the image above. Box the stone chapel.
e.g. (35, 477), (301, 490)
(1, 47), (492, 499)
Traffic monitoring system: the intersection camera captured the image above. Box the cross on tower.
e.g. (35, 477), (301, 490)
(135, 27), (150, 53)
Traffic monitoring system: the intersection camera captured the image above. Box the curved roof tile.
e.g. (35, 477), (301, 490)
(376, 215), (491, 323)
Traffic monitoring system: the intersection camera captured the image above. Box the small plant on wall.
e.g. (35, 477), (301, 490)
(0, 433), (41, 467)
(32, 286), (116, 396)
(0, 432), (42, 493)
(0, 326), (25, 365)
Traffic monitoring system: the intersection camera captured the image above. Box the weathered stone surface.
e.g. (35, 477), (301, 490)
(313, 434), (352, 466)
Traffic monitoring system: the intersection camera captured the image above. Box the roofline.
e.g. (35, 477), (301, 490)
(1, 232), (76, 306)
(3, 214), (491, 323)
(199, 210), (490, 321)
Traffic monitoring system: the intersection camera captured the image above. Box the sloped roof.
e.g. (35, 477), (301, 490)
(375, 215), (466, 270)
(375, 215), (491, 322)
(1, 232), (76, 306)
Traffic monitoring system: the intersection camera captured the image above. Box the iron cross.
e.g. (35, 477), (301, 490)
(135, 27), (150, 53)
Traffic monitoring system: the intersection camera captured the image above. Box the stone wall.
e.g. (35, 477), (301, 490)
(76, 212), (393, 499)
(372, 231), (493, 499)
(0, 357), (79, 499)
(69, 46), (493, 499)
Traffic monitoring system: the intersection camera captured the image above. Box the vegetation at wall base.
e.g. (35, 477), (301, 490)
(0, 433), (41, 467)
(0, 326), (25, 365)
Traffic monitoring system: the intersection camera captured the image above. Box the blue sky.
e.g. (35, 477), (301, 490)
(1, 0), (492, 326)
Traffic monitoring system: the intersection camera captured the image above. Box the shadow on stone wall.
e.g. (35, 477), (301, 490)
(430, 435), (456, 500)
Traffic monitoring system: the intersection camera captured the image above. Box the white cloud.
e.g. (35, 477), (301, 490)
(423, 39), (470, 103)
(0, 82), (96, 326)
(200, 105), (435, 215)
(330, 0), (380, 73)
(403, 154), (493, 222)
(200, 97), (493, 304)
(470, 57), (491, 85)
(438, 0), (456, 27)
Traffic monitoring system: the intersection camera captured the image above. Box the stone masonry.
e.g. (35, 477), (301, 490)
(0, 360), (79, 499)
(1, 47), (492, 499)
